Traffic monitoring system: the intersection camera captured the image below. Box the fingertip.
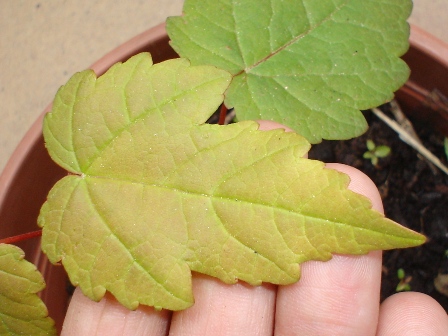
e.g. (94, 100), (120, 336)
(275, 162), (386, 334)
(256, 120), (294, 132)
(377, 292), (448, 335)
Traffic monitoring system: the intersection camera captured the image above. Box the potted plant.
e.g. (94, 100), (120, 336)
(2, 0), (444, 332)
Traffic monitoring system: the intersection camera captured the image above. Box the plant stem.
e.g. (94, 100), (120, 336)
(371, 107), (448, 176)
(0, 230), (42, 245)
(218, 104), (227, 125)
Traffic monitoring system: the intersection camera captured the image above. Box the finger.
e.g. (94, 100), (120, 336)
(168, 273), (276, 336)
(62, 287), (171, 336)
(275, 164), (384, 336)
(167, 120), (302, 335)
(377, 292), (448, 335)
(256, 120), (294, 133)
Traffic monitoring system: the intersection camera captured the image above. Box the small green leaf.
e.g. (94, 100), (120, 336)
(39, 52), (424, 311)
(396, 268), (411, 292)
(0, 244), (56, 335)
(364, 140), (390, 166)
(366, 140), (376, 151)
(167, 0), (412, 143)
(375, 145), (391, 158)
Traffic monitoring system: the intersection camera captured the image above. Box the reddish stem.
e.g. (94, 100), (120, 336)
(0, 230), (42, 245)
(218, 104), (227, 125)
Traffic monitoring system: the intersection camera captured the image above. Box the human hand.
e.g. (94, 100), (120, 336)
(61, 121), (448, 336)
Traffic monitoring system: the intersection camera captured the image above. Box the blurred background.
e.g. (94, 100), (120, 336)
(1, 0), (447, 173)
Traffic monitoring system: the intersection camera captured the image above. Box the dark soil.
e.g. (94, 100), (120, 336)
(308, 105), (448, 311)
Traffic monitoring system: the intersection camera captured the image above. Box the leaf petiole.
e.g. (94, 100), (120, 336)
(0, 230), (42, 245)
(218, 104), (228, 125)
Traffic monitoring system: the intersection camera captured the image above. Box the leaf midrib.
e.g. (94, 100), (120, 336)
(79, 76), (226, 173)
(242, 0), (350, 74)
(76, 173), (404, 242)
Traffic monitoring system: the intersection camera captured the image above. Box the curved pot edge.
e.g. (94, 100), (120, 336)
(410, 24), (448, 69)
(0, 23), (169, 211)
(2, 24), (448, 228)
(2, 23), (448, 215)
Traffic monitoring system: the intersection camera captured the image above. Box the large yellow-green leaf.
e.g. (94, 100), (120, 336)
(39, 53), (424, 311)
(166, 0), (412, 143)
(0, 244), (56, 335)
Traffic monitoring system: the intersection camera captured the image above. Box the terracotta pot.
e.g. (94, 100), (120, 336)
(399, 25), (448, 136)
(0, 23), (177, 333)
(0, 22), (446, 332)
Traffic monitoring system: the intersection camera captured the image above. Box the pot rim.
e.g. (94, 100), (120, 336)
(0, 23), (168, 209)
(1, 23), (447, 209)
(409, 25), (448, 69)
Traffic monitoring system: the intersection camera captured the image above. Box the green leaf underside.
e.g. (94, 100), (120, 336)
(0, 244), (56, 335)
(166, 0), (412, 143)
(39, 53), (424, 311)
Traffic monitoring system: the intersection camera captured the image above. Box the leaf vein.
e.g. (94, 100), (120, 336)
(246, 0), (351, 72)
(83, 77), (225, 174)
(84, 182), (186, 303)
(209, 200), (292, 276)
